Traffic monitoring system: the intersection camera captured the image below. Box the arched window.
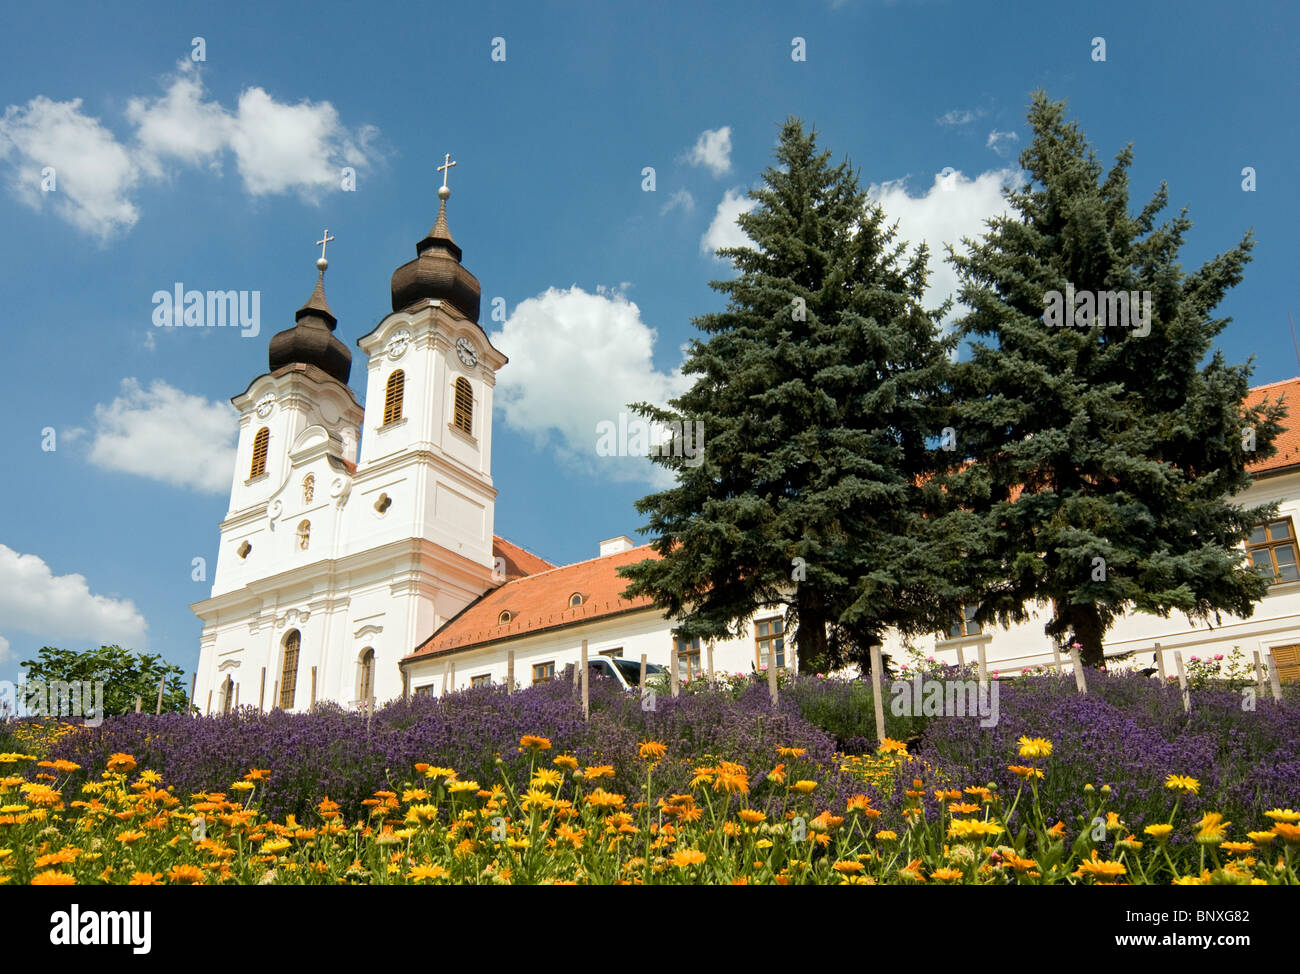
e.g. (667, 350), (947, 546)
(250, 427), (270, 478)
(498, 610), (512, 625)
(383, 370), (405, 425)
(303, 474), (315, 504)
(220, 675), (234, 715)
(569, 592), (584, 608)
(358, 647), (375, 704)
(453, 377), (473, 435)
(297, 520), (311, 551)
(279, 630), (300, 710)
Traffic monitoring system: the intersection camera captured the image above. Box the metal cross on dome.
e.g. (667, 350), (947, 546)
(437, 153), (457, 189)
(316, 228), (335, 261)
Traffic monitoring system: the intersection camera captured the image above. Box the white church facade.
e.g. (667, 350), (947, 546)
(192, 177), (1300, 714)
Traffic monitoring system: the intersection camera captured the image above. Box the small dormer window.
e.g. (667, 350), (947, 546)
(569, 593), (584, 608)
(303, 474), (315, 504)
(498, 610), (512, 625)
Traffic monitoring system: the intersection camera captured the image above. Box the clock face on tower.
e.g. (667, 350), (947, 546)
(385, 328), (411, 359)
(455, 336), (478, 368)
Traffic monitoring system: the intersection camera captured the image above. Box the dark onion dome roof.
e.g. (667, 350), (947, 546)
(390, 186), (481, 321)
(268, 260), (352, 385)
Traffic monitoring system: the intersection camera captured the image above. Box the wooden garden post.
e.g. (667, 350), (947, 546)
(309, 666), (317, 711)
(670, 648), (680, 697)
(1069, 647), (1088, 694)
(581, 639), (589, 721)
(258, 667), (266, 712)
(1051, 641), (1062, 674)
(956, 644), (966, 671)
(869, 643), (886, 744)
(639, 653), (647, 689)
(976, 641), (988, 691)
(1174, 650), (1190, 712)
(1253, 649), (1267, 698)
(506, 650), (515, 694)
(155, 674), (166, 715)
(1154, 642), (1167, 683)
(767, 643), (778, 706)
(189, 672), (197, 710)
(1268, 651), (1284, 703)
(706, 641), (715, 684)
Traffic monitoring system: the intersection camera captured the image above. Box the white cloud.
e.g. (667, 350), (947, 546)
(0, 62), (378, 237)
(869, 167), (1021, 321)
(84, 378), (237, 492)
(986, 129), (1020, 156)
(0, 95), (141, 238)
(684, 126), (733, 177)
(937, 108), (983, 127)
(489, 286), (691, 483)
(0, 635), (10, 667)
(701, 188), (757, 256)
(661, 187), (695, 215)
(0, 545), (148, 649)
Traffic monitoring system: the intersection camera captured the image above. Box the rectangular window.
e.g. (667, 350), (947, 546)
(1248, 518), (1300, 584)
(673, 635), (701, 681)
(755, 617), (785, 669)
(598, 647), (624, 658)
(532, 661), (555, 685)
(413, 685), (433, 698)
(470, 674), (491, 688)
(945, 604), (983, 640)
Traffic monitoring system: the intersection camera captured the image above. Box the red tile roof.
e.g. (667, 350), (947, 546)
(492, 535), (556, 580)
(1245, 377), (1300, 474)
(405, 544), (661, 661)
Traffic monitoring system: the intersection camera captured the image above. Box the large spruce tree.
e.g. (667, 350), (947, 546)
(618, 118), (955, 674)
(942, 91), (1285, 667)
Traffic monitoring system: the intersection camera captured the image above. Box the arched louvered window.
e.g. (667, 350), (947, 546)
(303, 474), (315, 504)
(383, 370), (405, 425)
(250, 427), (270, 478)
(358, 647), (375, 704)
(453, 377), (473, 435)
(279, 630), (300, 710)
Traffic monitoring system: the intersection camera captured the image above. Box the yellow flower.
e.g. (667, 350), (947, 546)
(877, 738), (909, 755)
(931, 867), (964, 882)
(1074, 851), (1127, 881)
(832, 860), (864, 874)
(1264, 808), (1300, 823)
(1016, 736), (1053, 760)
(128, 872), (163, 886)
(423, 766), (457, 781)
(519, 735), (552, 752)
(407, 863), (450, 882)
(875, 830), (898, 842)
(230, 781), (256, 792)
(1008, 765), (1044, 780)
(584, 765), (615, 780)
(530, 769), (563, 790)
(947, 819), (1002, 841)
(670, 849), (706, 868)
(776, 746), (807, 758)
(789, 780), (818, 794)
(1220, 841), (1255, 854)
(738, 809), (766, 824)
(1194, 812), (1230, 845)
(1247, 830), (1277, 845)
(552, 754), (579, 771)
(1143, 823), (1174, 842)
(1272, 822), (1300, 844)
(260, 839), (291, 854)
(1164, 774), (1200, 795)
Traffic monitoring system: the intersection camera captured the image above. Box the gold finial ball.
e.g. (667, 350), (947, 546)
(438, 184), (451, 201)
(316, 257), (328, 271)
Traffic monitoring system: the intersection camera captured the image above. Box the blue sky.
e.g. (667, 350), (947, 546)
(1, 0), (1296, 683)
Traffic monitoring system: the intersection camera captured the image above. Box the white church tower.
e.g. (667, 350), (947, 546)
(192, 164), (509, 713)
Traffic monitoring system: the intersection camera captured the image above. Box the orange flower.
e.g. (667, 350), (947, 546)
(638, 741), (668, 761)
(31, 870), (76, 885)
(738, 809), (766, 824)
(167, 864), (205, 885)
(128, 872), (163, 886)
(670, 849), (706, 868)
(106, 753), (137, 774)
(519, 735), (552, 752)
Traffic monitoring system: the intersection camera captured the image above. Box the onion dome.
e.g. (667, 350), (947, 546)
(268, 250), (352, 385)
(390, 183), (482, 321)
